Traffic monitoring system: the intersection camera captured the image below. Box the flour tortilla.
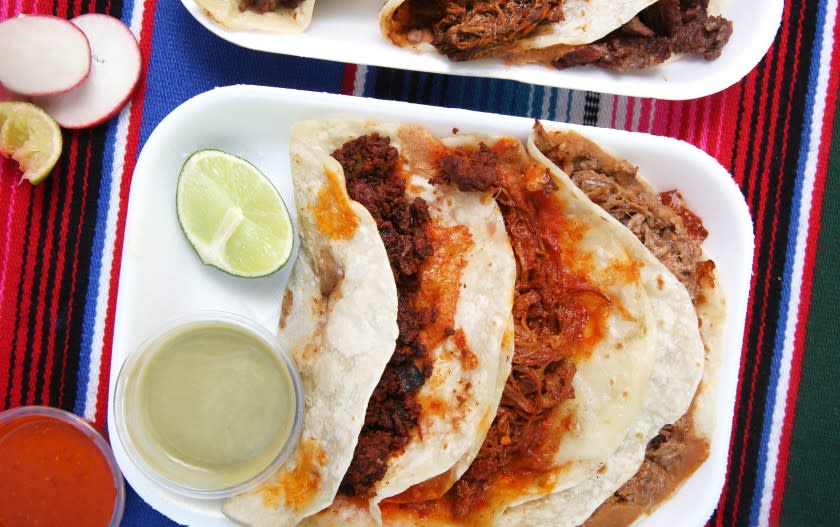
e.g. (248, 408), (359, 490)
(499, 268), (724, 527)
(497, 124), (724, 527)
(227, 119), (516, 525)
(222, 119), (399, 526)
(513, 0), (659, 50)
(304, 130), (669, 526)
(379, 0), (657, 54)
(351, 122), (518, 521)
(479, 133), (704, 520)
(442, 133), (660, 510)
(194, 0), (316, 32)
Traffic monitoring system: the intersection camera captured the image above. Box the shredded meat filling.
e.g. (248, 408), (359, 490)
(391, 1), (564, 60)
(426, 141), (599, 518)
(432, 0), (565, 61)
(552, 0), (733, 71)
(394, 0), (731, 70)
(532, 123), (715, 526)
(238, 0), (301, 14)
(333, 134), (435, 499)
(532, 123), (712, 302)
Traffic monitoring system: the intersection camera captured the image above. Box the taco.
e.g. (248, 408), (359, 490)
(299, 124), (705, 526)
(193, 0), (316, 32)
(379, 0), (733, 71)
(223, 120), (517, 525)
(498, 123), (726, 527)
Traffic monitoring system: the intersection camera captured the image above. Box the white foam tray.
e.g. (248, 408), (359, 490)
(180, 0), (782, 100)
(109, 85), (753, 526)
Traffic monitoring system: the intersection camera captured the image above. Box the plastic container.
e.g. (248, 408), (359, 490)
(112, 311), (304, 500)
(0, 405), (125, 527)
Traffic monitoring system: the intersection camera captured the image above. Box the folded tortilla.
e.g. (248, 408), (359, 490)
(228, 120), (718, 527)
(193, 0), (316, 32)
(221, 117), (399, 527)
(497, 124), (726, 527)
(379, 0), (733, 70)
(225, 119), (517, 525)
(301, 128), (698, 526)
(379, 0), (656, 57)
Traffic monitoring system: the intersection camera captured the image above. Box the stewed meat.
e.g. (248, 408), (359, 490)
(238, 0), (301, 14)
(333, 134), (436, 498)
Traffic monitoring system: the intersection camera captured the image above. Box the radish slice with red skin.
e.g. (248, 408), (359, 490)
(0, 15), (91, 96)
(34, 14), (141, 130)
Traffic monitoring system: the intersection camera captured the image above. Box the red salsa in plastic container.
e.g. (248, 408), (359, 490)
(0, 406), (125, 527)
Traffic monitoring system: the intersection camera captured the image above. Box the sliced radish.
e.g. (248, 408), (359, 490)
(0, 15), (91, 96)
(33, 14), (141, 130)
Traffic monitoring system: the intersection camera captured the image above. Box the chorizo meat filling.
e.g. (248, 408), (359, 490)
(333, 134), (436, 499)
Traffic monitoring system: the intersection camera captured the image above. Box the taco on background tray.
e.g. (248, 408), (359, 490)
(193, 0), (316, 32)
(379, 0), (733, 71)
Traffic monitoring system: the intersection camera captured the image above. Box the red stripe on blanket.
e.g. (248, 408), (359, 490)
(341, 64), (358, 95)
(27, 150), (60, 406)
(638, 98), (653, 134)
(93, 0), (159, 429)
(719, 84), (742, 181)
(1, 178), (30, 407)
(714, 54), (770, 527)
(770, 17), (840, 525)
(688, 98), (701, 148)
(711, 58), (751, 527)
(707, 90), (725, 162)
(0, 162), (21, 401)
(10, 183), (42, 408)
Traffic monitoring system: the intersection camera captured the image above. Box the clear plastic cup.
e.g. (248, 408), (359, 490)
(0, 405), (126, 527)
(112, 311), (304, 499)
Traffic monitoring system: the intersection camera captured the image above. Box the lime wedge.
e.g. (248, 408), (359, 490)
(176, 149), (294, 278)
(0, 101), (62, 184)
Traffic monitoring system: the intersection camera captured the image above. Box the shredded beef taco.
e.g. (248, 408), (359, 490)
(379, 0), (733, 71)
(224, 119), (518, 525)
(194, 0), (316, 32)
(301, 126), (705, 526)
(497, 123), (726, 527)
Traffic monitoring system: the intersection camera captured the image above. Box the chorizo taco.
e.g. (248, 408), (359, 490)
(379, 0), (733, 71)
(223, 119), (517, 525)
(193, 0), (316, 32)
(300, 124), (705, 526)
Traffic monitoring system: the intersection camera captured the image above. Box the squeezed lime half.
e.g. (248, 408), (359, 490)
(0, 101), (62, 184)
(176, 149), (293, 278)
